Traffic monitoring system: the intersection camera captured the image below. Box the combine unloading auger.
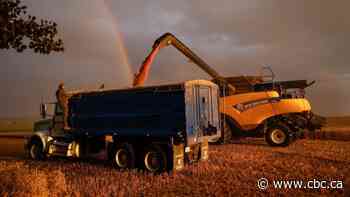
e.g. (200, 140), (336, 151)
(132, 32), (235, 94)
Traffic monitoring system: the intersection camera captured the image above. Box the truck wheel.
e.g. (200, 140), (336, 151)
(112, 143), (135, 169)
(143, 145), (167, 173)
(28, 139), (45, 160)
(218, 119), (232, 144)
(265, 123), (290, 147)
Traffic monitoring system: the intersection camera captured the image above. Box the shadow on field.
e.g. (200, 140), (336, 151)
(229, 137), (268, 146)
(24, 157), (114, 169)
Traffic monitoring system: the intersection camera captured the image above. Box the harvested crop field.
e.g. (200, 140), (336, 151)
(0, 133), (30, 157)
(0, 139), (349, 196)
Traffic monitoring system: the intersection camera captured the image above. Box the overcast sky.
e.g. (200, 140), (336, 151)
(1, 0), (350, 117)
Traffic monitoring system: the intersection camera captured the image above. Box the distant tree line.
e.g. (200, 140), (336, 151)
(0, 0), (64, 54)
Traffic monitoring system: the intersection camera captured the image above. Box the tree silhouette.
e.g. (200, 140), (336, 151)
(0, 0), (64, 54)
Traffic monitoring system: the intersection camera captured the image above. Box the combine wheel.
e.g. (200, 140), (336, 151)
(265, 122), (291, 147)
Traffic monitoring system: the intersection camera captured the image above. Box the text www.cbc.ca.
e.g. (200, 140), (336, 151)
(257, 178), (344, 190)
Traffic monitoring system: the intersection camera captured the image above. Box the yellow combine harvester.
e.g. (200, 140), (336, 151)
(133, 32), (320, 146)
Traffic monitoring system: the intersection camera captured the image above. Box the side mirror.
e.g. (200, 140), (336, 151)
(40, 103), (47, 119)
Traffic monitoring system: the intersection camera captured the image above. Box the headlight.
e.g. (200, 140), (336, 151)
(47, 136), (54, 141)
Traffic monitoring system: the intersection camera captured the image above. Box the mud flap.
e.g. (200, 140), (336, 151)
(172, 143), (184, 171)
(200, 138), (209, 161)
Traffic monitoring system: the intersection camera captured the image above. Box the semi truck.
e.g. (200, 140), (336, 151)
(133, 32), (320, 146)
(26, 80), (221, 172)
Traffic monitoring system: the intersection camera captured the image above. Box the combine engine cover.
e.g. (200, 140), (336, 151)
(221, 91), (311, 131)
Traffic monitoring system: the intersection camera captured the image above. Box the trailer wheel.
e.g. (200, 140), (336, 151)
(265, 123), (290, 147)
(28, 139), (45, 160)
(112, 143), (135, 169)
(143, 145), (167, 173)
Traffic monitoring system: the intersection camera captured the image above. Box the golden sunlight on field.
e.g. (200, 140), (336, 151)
(0, 140), (349, 196)
(0, 117), (349, 196)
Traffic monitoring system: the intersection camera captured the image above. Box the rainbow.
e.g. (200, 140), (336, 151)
(101, 0), (134, 85)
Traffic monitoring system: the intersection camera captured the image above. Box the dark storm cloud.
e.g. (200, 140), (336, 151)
(1, 0), (350, 117)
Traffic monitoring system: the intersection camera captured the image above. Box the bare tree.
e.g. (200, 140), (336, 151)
(0, 0), (64, 54)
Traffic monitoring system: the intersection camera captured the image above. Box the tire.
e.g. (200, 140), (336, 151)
(111, 143), (135, 169)
(218, 119), (232, 144)
(265, 122), (291, 147)
(143, 145), (167, 173)
(28, 139), (45, 160)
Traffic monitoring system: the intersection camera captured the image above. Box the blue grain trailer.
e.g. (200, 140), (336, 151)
(26, 80), (221, 172)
